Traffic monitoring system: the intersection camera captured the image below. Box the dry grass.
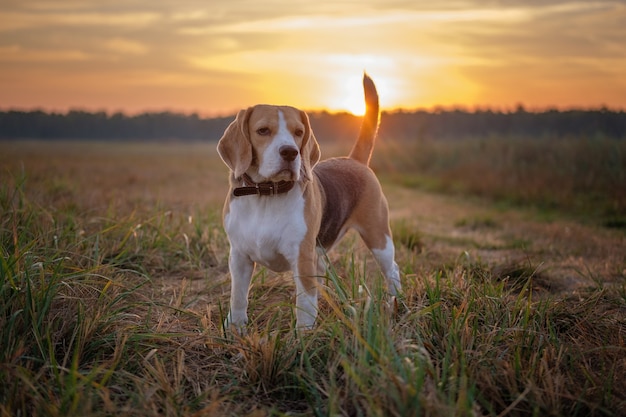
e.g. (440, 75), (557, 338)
(1, 140), (625, 416)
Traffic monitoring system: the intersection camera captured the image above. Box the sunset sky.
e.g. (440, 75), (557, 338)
(1, 0), (625, 116)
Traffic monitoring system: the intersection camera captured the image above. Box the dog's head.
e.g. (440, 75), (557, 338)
(217, 105), (321, 183)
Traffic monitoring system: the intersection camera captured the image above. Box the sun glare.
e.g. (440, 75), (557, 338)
(324, 71), (398, 116)
(339, 96), (366, 116)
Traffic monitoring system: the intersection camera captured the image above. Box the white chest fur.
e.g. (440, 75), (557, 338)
(224, 189), (307, 272)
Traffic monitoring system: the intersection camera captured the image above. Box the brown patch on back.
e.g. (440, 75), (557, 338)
(319, 159), (392, 252)
(314, 158), (367, 249)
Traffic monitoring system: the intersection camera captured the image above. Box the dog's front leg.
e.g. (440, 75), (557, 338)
(294, 254), (319, 330)
(226, 248), (255, 332)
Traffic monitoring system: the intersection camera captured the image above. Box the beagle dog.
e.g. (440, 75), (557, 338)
(217, 74), (401, 330)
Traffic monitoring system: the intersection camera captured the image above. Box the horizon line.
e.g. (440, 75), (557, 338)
(1, 103), (625, 118)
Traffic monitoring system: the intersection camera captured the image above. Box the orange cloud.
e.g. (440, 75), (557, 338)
(0, 1), (624, 114)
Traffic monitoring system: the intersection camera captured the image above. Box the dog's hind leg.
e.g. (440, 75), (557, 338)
(369, 234), (401, 296)
(358, 226), (401, 296)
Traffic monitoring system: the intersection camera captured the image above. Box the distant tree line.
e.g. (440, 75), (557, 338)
(1, 107), (624, 142)
(0, 111), (234, 141)
(380, 107), (626, 141)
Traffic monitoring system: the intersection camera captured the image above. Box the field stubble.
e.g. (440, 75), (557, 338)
(1, 139), (625, 416)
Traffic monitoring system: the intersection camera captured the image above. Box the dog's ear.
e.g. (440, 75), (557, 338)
(299, 110), (320, 182)
(217, 108), (253, 179)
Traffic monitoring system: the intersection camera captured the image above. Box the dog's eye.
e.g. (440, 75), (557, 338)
(294, 128), (304, 137)
(256, 127), (271, 136)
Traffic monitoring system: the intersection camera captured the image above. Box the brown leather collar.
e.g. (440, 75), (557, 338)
(233, 173), (295, 197)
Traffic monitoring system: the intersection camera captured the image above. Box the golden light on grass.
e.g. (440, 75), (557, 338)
(1, 139), (625, 415)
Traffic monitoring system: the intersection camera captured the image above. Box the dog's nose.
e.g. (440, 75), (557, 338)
(279, 146), (299, 162)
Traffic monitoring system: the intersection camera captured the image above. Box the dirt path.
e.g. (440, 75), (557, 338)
(387, 184), (625, 295)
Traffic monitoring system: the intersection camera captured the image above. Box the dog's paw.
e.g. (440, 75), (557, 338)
(224, 312), (248, 335)
(386, 294), (409, 318)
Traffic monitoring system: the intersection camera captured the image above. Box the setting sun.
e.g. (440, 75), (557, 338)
(318, 69), (408, 116)
(335, 94), (366, 116)
(326, 73), (369, 116)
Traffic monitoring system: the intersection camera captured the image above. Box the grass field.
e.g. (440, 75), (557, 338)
(1, 139), (625, 416)
(373, 135), (626, 227)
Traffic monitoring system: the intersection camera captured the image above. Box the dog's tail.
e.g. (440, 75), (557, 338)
(348, 73), (380, 166)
